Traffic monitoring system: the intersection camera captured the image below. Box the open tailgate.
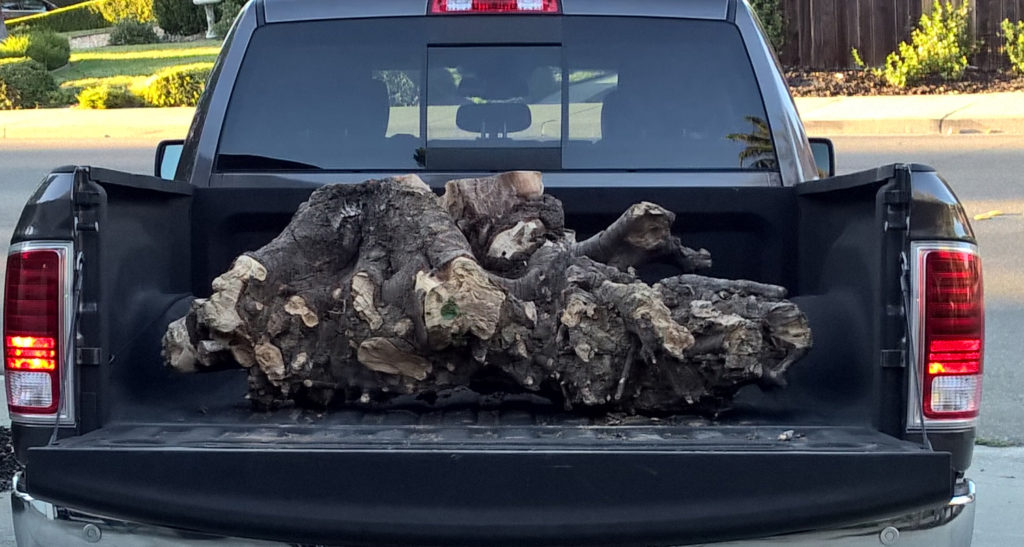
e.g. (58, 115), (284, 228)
(25, 424), (951, 546)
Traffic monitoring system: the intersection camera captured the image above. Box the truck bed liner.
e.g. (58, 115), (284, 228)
(26, 425), (951, 546)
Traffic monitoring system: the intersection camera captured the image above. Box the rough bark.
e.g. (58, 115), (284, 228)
(163, 172), (811, 414)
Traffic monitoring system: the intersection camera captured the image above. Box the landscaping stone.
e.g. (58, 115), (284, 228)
(69, 32), (110, 50)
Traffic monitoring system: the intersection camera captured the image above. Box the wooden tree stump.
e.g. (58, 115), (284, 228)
(163, 172), (811, 414)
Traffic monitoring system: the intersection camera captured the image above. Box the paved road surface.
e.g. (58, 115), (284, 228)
(0, 135), (1020, 545)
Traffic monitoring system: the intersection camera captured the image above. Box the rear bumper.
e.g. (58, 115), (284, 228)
(12, 472), (975, 547)
(19, 425), (958, 545)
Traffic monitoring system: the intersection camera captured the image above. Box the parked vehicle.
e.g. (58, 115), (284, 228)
(7, 1), (980, 545)
(1, 0), (52, 20)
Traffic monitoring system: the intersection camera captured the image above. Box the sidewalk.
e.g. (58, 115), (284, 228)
(1, 93), (1022, 140)
(0, 107), (194, 141)
(797, 92), (1024, 135)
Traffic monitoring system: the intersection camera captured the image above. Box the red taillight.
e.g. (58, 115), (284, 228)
(430, 0), (559, 14)
(6, 336), (57, 370)
(921, 249), (983, 420)
(4, 249), (64, 414)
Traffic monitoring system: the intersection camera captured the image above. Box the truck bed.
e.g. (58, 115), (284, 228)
(81, 168), (891, 428)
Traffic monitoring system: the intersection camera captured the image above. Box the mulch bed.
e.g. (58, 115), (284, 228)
(786, 67), (1024, 97)
(157, 31), (211, 43)
(0, 427), (22, 492)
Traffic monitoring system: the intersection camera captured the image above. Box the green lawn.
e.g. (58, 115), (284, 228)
(51, 40), (221, 92)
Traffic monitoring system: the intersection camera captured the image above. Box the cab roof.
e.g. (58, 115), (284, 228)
(261, 0), (733, 25)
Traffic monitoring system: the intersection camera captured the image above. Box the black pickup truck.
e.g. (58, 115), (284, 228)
(7, 1), (982, 545)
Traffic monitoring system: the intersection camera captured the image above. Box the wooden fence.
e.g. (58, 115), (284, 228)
(778, 0), (1024, 69)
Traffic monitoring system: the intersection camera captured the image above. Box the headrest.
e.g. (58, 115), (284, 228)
(456, 103), (532, 136)
(341, 78), (391, 138)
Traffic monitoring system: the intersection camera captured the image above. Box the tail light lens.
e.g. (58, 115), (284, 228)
(4, 246), (67, 415)
(430, 0), (559, 14)
(919, 247), (983, 421)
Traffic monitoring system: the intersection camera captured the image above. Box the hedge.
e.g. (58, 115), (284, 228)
(213, 0), (245, 36)
(78, 84), (146, 109)
(0, 58), (61, 109)
(153, 0), (206, 36)
(1, 31), (70, 70)
(0, 81), (15, 110)
(6, 0), (109, 33)
(140, 62), (212, 106)
(24, 30), (71, 70)
(0, 34), (30, 59)
(108, 19), (159, 45)
(97, 0), (155, 24)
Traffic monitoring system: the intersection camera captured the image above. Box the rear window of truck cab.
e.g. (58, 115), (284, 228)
(216, 17), (777, 172)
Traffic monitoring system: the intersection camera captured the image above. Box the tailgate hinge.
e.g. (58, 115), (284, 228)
(76, 347), (101, 366)
(880, 349), (905, 369)
(884, 165), (912, 232)
(73, 188), (102, 207)
(73, 167), (102, 232)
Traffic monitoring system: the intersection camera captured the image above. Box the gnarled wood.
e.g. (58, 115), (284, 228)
(163, 172), (811, 414)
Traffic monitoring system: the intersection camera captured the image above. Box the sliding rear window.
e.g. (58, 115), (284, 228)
(216, 17), (775, 172)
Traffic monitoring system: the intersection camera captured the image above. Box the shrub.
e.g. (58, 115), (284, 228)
(24, 29), (71, 70)
(0, 58), (60, 108)
(213, 0), (245, 37)
(153, 0), (206, 36)
(45, 87), (77, 106)
(851, 47), (867, 69)
(78, 84), (146, 108)
(3, 31), (70, 69)
(108, 19), (159, 45)
(6, 0), (108, 33)
(750, 0), (786, 52)
(0, 80), (18, 110)
(1004, 19), (1024, 74)
(97, 0), (155, 23)
(140, 62), (212, 106)
(880, 1), (976, 88)
(0, 34), (30, 59)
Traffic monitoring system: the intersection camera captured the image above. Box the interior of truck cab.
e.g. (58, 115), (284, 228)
(215, 16), (778, 172)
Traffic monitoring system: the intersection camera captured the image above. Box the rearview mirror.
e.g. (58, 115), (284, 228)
(809, 138), (836, 178)
(155, 139), (185, 180)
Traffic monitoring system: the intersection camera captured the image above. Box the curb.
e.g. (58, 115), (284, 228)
(802, 117), (1024, 136)
(794, 92), (1024, 136)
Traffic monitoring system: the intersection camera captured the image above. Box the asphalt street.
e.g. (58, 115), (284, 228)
(0, 135), (1020, 545)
